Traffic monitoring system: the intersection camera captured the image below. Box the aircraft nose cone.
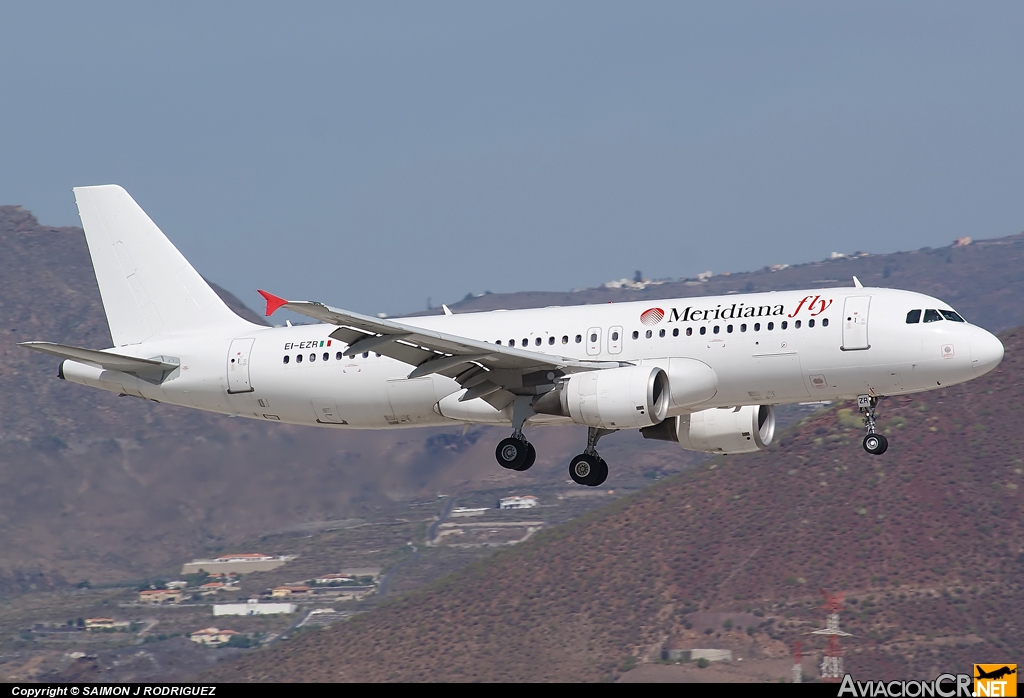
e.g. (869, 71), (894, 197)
(971, 329), (1004, 377)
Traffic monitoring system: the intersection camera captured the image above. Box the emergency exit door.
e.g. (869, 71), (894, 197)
(227, 338), (255, 393)
(841, 296), (871, 351)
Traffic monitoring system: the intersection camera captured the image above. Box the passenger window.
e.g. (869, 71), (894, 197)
(726, 324), (733, 333)
(324, 353), (330, 361)
(336, 352), (343, 360)
(548, 336), (555, 345)
(296, 354), (303, 363)
(713, 326), (720, 334)
(906, 309), (921, 324)
(923, 309), (943, 323)
(686, 328), (692, 336)
(767, 322), (774, 331)
(672, 328), (679, 337)
(822, 318), (829, 327)
(659, 329), (665, 338)
(645, 330), (652, 339)
(496, 340), (502, 345)
(740, 324), (747, 332)
(535, 337), (542, 346)
(632, 331), (639, 340)
(283, 355), (290, 364)
(509, 339), (514, 346)
(309, 353), (316, 362)
(699, 327), (706, 336)
(781, 321), (788, 330)
(611, 331), (619, 341)
(562, 336), (569, 344)
(808, 319), (815, 328)
(940, 310), (965, 322)
(794, 320), (801, 329)
(590, 333), (598, 343)
(575, 335), (582, 343)
(362, 352), (369, 358)
(522, 338), (529, 347)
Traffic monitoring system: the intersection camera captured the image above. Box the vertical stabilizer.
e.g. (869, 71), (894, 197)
(73, 185), (251, 346)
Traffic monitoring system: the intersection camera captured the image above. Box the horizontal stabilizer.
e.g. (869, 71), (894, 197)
(19, 342), (178, 380)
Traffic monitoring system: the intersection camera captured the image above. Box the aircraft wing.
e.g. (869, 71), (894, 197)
(258, 291), (619, 404)
(19, 342), (179, 381)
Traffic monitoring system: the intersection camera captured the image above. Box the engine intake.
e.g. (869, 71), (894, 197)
(533, 365), (669, 430)
(641, 404), (775, 454)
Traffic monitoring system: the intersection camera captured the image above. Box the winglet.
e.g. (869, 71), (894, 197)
(442, 304), (453, 316)
(257, 290), (289, 316)
(852, 276), (863, 288)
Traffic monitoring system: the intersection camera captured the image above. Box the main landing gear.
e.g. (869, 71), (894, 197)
(492, 397), (615, 486)
(495, 397), (537, 472)
(495, 435), (536, 471)
(859, 395), (889, 456)
(568, 427), (614, 487)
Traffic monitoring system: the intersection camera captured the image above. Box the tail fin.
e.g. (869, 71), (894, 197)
(73, 185), (251, 346)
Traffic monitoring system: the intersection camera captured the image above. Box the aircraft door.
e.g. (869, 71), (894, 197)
(226, 338), (255, 393)
(586, 327), (602, 357)
(841, 296), (871, 351)
(608, 326), (623, 354)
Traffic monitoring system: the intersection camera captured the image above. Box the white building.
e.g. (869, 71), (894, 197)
(181, 554), (294, 575)
(499, 495), (538, 510)
(190, 627), (239, 646)
(213, 599), (297, 616)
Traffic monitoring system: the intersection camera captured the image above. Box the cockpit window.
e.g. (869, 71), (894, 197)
(906, 309), (921, 324)
(940, 310), (965, 322)
(923, 309), (943, 323)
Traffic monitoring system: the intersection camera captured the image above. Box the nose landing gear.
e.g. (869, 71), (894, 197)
(859, 395), (888, 455)
(568, 427), (615, 486)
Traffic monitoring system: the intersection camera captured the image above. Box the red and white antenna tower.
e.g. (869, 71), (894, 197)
(793, 640), (803, 684)
(812, 589), (851, 682)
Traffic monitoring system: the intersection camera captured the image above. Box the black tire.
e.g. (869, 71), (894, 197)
(590, 458), (609, 486)
(496, 437), (528, 470)
(515, 442), (537, 472)
(569, 453), (601, 486)
(863, 433), (889, 455)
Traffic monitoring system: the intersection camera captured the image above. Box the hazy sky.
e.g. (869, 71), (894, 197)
(3, 2), (1023, 316)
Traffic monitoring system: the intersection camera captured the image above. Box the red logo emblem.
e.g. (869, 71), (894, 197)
(640, 308), (664, 326)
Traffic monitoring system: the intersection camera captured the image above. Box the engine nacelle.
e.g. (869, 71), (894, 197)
(641, 404), (775, 454)
(533, 366), (669, 429)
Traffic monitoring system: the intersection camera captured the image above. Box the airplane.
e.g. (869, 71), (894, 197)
(20, 185), (1005, 487)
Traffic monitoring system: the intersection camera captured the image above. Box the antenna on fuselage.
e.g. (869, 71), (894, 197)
(852, 276), (863, 288)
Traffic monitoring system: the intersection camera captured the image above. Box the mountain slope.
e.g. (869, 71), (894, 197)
(209, 328), (1023, 682)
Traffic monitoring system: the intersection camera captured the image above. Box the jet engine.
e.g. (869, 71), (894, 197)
(533, 366), (669, 430)
(640, 404), (775, 454)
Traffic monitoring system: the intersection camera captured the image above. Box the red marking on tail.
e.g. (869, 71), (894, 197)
(257, 290), (289, 316)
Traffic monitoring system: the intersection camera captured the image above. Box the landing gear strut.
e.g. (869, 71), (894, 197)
(568, 427), (614, 487)
(495, 397), (537, 472)
(859, 395), (888, 455)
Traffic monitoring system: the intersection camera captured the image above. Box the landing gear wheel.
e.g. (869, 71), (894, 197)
(863, 433), (888, 455)
(496, 437), (529, 470)
(515, 442), (537, 472)
(569, 453), (606, 486)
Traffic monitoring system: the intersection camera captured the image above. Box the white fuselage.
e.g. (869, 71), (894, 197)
(60, 286), (1003, 432)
